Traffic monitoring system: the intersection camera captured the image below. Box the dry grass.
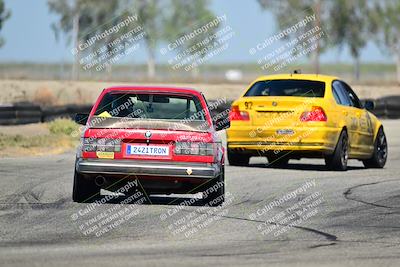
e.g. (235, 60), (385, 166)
(33, 86), (57, 106)
(0, 119), (80, 157)
(1, 79), (400, 106)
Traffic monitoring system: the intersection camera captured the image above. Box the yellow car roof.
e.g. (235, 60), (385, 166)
(254, 73), (339, 83)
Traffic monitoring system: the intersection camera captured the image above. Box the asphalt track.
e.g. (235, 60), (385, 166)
(0, 120), (399, 267)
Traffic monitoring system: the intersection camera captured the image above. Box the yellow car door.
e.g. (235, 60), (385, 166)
(358, 109), (374, 154)
(340, 81), (374, 155)
(331, 81), (359, 155)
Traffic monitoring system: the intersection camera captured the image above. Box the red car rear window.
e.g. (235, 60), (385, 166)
(94, 92), (206, 121)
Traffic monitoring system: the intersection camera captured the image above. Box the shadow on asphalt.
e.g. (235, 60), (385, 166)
(247, 163), (365, 171)
(96, 196), (207, 206)
(145, 195), (206, 206)
(92, 194), (207, 206)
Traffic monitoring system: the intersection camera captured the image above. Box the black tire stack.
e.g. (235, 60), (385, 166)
(0, 105), (16, 125)
(41, 106), (69, 122)
(0, 102), (42, 125)
(383, 95), (400, 119)
(0, 102), (93, 125)
(0, 96), (399, 126)
(42, 104), (93, 122)
(361, 96), (400, 119)
(363, 98), (387, 118)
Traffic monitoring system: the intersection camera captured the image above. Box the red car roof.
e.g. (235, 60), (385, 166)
(103, 86), (201, 95)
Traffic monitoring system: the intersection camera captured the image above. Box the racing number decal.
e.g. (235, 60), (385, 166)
(244, 101), (253, 110)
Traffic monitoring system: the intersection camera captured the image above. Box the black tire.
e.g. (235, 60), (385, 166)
(325, 130), (349, 171)
(72, 171), (99, 203)
(267, 154), (289, 167)
(386, 110), (400, 119)
(42, 106), (69, 122)
(363, 127), (387, 168)
(372, 98), (387, 118)
(15, 116), (42, 124)
(0, 105), (15, 112)
(16, 111), (42, 120)
(203, 166), (225, 207)
(384, 95), (400, 111)
(227, 150), (249, 166)
(0, 110), (16, 119)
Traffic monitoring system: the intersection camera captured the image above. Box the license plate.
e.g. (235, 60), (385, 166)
(256, 112), (279, 118)
(276, 129), (295, 135)
(126, 144), (170, 156)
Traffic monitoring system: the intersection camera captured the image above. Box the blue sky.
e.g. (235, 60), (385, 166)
(0, 0), (392, 64)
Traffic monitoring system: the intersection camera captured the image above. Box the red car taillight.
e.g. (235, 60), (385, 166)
(174, 142), (214, 156)
(82, 138), (121, 152)
(300, 106), (327, 122)
(229, 105), (250, 121)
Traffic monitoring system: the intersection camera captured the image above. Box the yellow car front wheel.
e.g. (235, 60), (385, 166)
(363, 128), (387, 168)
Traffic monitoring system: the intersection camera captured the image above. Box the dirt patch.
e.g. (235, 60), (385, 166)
(0, 123), (50, 137)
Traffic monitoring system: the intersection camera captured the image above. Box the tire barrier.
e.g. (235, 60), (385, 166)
(361, 96), (400, 119)
(0, 103), (93, 125)
(41, 106), (69, 122)
(0, 102), (42, 125)
(0, 96), (399, 126)
(42, 104), (93, 122)
(371, 98), (387, 118)
(0, 105), (16, 125)
(381, 95), (400, 119)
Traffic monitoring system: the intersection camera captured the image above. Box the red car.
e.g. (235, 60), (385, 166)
(73, 86), (227, 206)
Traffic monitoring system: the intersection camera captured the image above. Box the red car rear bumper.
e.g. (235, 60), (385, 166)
(76, 158), (222, 179)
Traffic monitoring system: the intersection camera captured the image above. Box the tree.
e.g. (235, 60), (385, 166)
(164, 0), (220, 78)
(48, 0), (169, 80)
(128, 0), (164, 78)
(0, 0), (11, 47)
(257, 0), (328, 74)
(48, 0), (120, 79)
(77, 1), (126, 77)
(369, 0), (400, 84)
(328, 0), (369, 81)
(48, 0), (92, 80)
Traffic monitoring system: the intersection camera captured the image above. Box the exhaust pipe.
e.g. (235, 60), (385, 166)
(94, 175), (106, 187)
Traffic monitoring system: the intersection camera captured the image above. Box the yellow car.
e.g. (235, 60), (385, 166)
(226, 73), (387, 171)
